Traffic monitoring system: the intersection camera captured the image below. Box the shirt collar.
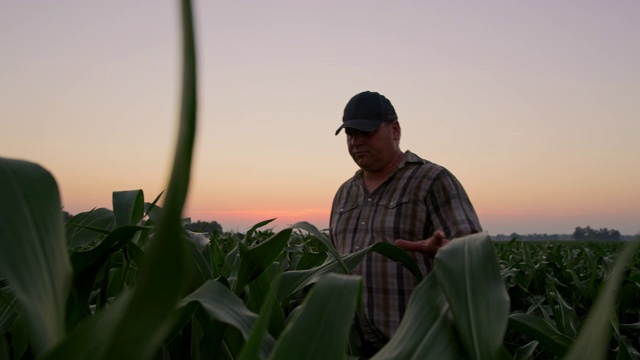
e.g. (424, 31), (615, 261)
(353, 149), (422, 178)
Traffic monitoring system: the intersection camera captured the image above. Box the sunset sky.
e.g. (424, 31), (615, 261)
(2, 1), (639, 235)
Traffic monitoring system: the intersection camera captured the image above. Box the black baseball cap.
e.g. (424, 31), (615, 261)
(335, 91), (398, 135)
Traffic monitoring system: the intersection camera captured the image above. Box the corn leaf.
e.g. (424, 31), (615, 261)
(435, 232), (510, 360)
(235, 228), (293, 294)
(295, 252), (328, 270)
(373, 274), (465, 360)
(4, 312), (29, 359)
(0, 158), (72, 355)
(112, 190), (144, 227)
(276, 242), (422, 302)
(245, 218), (277, 240)
(69, 225), (147, 274)
(43, 291), (133, 359)
(246, 265), (286, 336)
(508, 312), (573, 357)
(45, 0), (197, 357)
(94, 0), (197, 355)
(513, 341), (538, 360)
(68, 225), (147, 324)
(0, 287), (18, 332)
(269, 273), (361, 360)
(238, 275), (283, 360)
(179, 280), (275, 357)
(563, 238), (640, 360)
(291, 221), (349, 273)
(65, 208), (115, 249)
(185, 231), (214, 292)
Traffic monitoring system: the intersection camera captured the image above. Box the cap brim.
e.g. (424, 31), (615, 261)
(334, 119), (384, 136)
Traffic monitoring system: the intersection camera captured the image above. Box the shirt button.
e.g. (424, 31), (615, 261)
(355, 246), (360, 250)
(361, 222), (365, 225)
(367, 198), (372, 202)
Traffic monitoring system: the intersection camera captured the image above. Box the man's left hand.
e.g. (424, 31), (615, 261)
(394, 230), (450, 258)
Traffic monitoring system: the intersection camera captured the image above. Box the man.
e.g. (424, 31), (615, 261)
(330, 90), (482, 356)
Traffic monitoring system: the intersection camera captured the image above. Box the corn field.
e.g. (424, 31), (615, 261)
(1, 0), (639, 359)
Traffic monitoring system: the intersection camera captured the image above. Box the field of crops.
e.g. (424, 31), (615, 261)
(494, 240), (640, 359)
(1, 193), (638, 359)
(1, 1), (639, 358)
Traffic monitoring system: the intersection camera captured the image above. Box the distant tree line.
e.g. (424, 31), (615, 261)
(183, 219), (223, 235)
(572, 226), (621, 241)
(492, 233), (572, 241)
(493, 226), (632, 242)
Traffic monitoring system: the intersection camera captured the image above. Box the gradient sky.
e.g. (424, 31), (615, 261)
(2, 1), (639, 235)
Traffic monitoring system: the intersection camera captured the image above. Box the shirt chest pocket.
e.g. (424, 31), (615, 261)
(370, 196), (418, 235)
(377, 196), (412, 210)
(336, 202), (359, 216)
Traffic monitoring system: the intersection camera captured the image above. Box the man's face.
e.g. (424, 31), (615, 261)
(346, 121), (399, 172)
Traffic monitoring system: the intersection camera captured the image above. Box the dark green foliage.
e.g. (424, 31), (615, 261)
(497, 240), (640, 359)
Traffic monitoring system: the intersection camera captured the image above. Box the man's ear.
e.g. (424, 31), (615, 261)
(393, 121), (401, 140)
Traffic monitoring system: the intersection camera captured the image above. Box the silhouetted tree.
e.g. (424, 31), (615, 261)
(572, 226), (621, 241)
(184, 220), (222, 235)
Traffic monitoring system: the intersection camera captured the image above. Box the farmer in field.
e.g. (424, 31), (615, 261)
(330, 90), (482, 356)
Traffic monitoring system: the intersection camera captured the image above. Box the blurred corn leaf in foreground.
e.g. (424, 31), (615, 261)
(0, 158), (72, 356)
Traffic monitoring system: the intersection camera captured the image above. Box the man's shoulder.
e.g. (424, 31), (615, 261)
(403, 150), (446, 174)
(336, 169), (362, 190)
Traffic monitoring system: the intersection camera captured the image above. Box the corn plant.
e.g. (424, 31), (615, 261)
(497, 240), (640, 359)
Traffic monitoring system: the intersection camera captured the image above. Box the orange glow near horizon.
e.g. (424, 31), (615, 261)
(186, 206), (330, 232)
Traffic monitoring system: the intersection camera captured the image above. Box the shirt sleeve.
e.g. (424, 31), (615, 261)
(425, 169), (482, 239)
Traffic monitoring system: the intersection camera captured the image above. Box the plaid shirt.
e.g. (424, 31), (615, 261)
(329, 150), (482, 338)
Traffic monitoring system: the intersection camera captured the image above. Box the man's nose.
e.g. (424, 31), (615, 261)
(350, 132), (367, 144)
(350, 137), (363, 147)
